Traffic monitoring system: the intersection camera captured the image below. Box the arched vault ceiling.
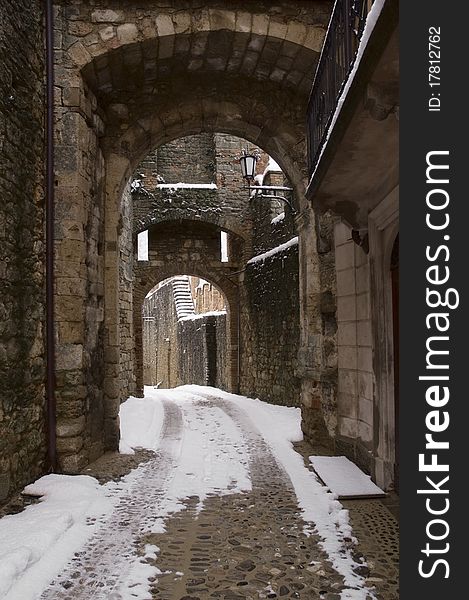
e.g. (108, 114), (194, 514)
(81, 31), (320, 108)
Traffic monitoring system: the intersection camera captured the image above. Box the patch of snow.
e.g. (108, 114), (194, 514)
(309, 0), (386, 187)
(119, 395), (165, 453)
(179, 386), (373, 598)
(253, 174), (264, 185)
(179, 310), (227, 322)
(0, 475), (113, 599)
(266, 157), (282, 172)
(271, 211), (285, 225)
(157, 183), (217, 190)
(310, 456), (385, 498)
(247, 236), (298, 265)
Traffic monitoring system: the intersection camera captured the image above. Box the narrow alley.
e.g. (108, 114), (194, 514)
(1, 1), (399, 598)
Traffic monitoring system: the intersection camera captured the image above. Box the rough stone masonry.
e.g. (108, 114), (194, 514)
(0, 0), (47, 501)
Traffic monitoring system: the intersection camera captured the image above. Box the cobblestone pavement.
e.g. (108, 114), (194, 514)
(39, 396), (398, 600)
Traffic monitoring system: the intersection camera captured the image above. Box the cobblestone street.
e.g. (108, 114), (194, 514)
(35, 391), (398, 600)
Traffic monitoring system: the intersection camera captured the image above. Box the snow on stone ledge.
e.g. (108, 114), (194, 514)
(179, 310), (227, 322)
(247, 236), (298, 265)
(157, 183), (217, 190)
(271, 211), (285, 225)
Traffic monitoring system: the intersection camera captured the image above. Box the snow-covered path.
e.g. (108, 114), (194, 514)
(40, 400), (185, 599)
(2, 387), (376, 600)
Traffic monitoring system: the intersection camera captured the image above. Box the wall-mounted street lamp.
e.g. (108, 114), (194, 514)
(238, 149), (295, 214)
(239, 149), (258, 181)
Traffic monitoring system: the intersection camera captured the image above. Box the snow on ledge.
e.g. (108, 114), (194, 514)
(157, 183), (217, 191)
(271, 211), (285, 225)
(247, 236), (298, 265)
(179, 310), (227, 322)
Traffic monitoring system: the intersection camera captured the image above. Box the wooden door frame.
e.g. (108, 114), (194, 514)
(368, 186), (399, 491)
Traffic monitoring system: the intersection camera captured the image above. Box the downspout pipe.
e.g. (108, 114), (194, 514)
(45, 0), (57, 472)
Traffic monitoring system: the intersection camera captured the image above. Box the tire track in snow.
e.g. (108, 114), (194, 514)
(40, 400), (183, 600)
(188, 391), (374, 599)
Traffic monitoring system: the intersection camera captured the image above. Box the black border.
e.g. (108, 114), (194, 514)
(400, 1), (466, 595)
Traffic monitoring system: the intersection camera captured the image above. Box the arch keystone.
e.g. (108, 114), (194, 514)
(117, 23), (139, 44)
(155, 14), (175, 37)
(91, 9), (125, 24)
(235, 12), (253, 34)
(209, 9), (236, 31)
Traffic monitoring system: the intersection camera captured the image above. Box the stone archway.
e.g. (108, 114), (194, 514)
(52, 1), (334, 470)
(131, 218), (242, 399)
(135, 267), (239, 396)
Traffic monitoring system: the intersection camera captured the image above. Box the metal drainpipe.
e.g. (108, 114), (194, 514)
(237, 294), (241, 394)
(45, 0), (57, 472)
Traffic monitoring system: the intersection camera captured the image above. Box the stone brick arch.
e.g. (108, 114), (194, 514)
(106, 90), (309, 200)
(134, 264), (240, 398)
(132, 218), (242, 398)
(64, 6), (328, 81)
(52, 0), (333, 466)
(134, 205), (249, 242)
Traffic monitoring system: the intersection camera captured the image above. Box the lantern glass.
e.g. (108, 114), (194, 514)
(239, 153), (257, 181)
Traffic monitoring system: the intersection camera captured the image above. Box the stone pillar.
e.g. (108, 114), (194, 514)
(54, 95), (100, 470)
(295, 208), (334, 447)
(103, 154), (132, 449)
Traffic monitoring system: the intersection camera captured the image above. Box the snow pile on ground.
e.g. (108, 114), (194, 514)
(119, 394), (165, 454)
(310, 456), (385, 498)
(0, 386), (372, 600)
(167, 399), (251, 507)
(0, 475), (113, 599)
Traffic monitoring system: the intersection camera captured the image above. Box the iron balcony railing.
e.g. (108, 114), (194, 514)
(307, 0), (374, 178)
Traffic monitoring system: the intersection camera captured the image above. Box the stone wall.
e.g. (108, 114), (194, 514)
(142, 281), (179, 389)
(334, 222), (374, 472)
(178, 313), (228, 389)
(138, 134), (216, 186)
(240, 242), (301, 407)
(54, 5), (107, 469)
(0, 0), (46, 500)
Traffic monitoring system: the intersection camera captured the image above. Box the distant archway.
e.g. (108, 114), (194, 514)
(132, 219), (242, 396)
(142, 275), (231, 392)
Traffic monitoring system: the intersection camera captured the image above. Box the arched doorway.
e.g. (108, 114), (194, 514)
(142, 275), (230, 391)
(51, 5), (329, 465)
